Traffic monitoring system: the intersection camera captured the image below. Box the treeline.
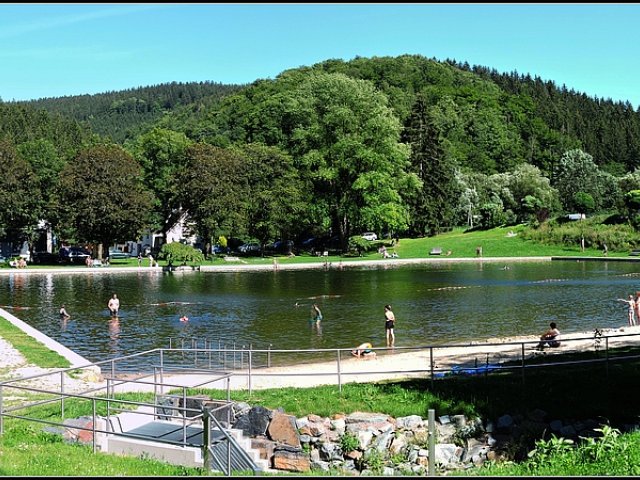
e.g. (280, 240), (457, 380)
(2, 54), (640, 256)
(12, 81), (242, 143)
(454, 60), (640, 175)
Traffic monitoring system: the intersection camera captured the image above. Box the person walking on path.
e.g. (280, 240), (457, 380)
(384, 304), (396, 347)
(617, 295), (636, 326)
(108, 293), (120, 317)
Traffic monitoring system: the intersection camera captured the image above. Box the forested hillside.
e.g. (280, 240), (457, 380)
(15, 81), (242, 143)
(3, 53), (640, 256)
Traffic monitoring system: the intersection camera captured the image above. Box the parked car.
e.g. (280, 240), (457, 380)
(58, 246), (91, 264)
(31, 252), (59, 265)
(238, 242), (262, 255)
(265, 240), (295, 254)
(299, 236), (317, 250)
(108, 247), (130, 260)
(361, 232), (378, 241)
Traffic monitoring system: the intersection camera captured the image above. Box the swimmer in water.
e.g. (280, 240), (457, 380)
(180, 315), (189, 322)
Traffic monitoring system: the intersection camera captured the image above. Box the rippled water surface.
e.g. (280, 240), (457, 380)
(1, 261), (638, 368)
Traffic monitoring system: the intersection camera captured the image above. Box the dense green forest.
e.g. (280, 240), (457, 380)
(16, 81), (242, 143)
(2, 54), (640, 257)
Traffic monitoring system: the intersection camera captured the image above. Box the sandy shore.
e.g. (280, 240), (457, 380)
(3, 324), (639, 397)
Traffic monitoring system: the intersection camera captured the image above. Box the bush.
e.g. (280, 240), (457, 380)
(521, 217), (640, 251)
(339, 432), (360, 453)
(158, 242), (204, 266)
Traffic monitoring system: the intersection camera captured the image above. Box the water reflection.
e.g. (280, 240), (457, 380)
(108, 316), (120, 354)
(1, 261), (639, 369)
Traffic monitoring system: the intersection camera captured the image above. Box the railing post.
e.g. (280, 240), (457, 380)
(106, 377), (112, 429)
(182, 387), (187, 446)
(337, 349), (342, 394)
(154, 366), (158, 399)
(60, 371), (65, 420)
(233, 341), (237, 369)
(203, 408), (211, 470)
(92, 398), (97, 454)
(430, 347), (434, 389)
(521, 343), (526, 384)
(605, 336), (610, 378)
(0, 385), (4, 435)
(160, 349), (165, 395)
(268, 344), (272, 368)
(428, 409), (436, 476)
(193, 338), (198, 366)
(227, 433), (232, 476)
(248, 349), (253, 396)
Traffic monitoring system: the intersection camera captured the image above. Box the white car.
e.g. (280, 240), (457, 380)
(362, 232), (378, 241)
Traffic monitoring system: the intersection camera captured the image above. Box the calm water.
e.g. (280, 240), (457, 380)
(1, 261), (638, 368)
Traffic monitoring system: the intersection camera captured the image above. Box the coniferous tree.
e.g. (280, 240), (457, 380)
(402, 95), (461, 236)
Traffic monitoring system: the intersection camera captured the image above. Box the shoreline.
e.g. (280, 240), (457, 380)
(0, 254), (634, 276)
(1, 254), (637, 395)
(4, 324), (638, 395)
(0, 255), (554, 276)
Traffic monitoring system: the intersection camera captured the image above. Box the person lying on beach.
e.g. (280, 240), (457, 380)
(536, 322), (561, 350)
(351, 342), (377, 359)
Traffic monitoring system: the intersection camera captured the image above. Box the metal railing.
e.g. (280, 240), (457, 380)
(0, 362), (256, 473)
(2, 328), (640, 471)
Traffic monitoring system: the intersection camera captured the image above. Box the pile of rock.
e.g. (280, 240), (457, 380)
(230, 402), (494, 474)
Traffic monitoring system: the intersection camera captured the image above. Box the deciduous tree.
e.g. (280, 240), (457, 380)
(54, 144), (154, 258)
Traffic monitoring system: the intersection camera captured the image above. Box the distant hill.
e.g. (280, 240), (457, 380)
(7, 54), (640, 176)
(13, 81), (243, 143)
(195, 54), (640, 176)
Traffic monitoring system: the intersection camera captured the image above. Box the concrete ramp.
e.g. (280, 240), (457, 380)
(101, 407), (269, 472)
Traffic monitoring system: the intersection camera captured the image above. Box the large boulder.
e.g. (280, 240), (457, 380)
(268, 411), (301, 448)
(272, 448), (311, 472)
(232, 405), (272, 436)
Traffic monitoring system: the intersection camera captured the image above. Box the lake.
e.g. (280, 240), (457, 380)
(1, 260), (637, 369)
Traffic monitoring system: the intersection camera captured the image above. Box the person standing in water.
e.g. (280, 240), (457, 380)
(617, 295), (636, 326)
(384, 304), (396, 347)
(59, 304), (70, 320)
(311, 304), (323, 323)
(107, 293), (120, 317)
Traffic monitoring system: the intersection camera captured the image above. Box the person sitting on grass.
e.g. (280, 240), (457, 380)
(536, 322), (561, 350)
(351, 342), (377, 359)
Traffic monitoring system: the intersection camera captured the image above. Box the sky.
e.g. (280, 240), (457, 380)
(1, 3), (640, 108)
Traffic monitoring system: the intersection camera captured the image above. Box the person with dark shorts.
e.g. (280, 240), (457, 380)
(108, 293), (120, 317)
(384, 304), (396, 347)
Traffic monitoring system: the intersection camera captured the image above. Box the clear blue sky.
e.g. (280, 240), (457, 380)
(1, 3), (639, 108)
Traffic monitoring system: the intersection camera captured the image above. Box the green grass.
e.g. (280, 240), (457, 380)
(1, 224), (628, 273)
(0, 317), (69, 368)
(5, 354), (640, 475)
(467, 427), (640, 476)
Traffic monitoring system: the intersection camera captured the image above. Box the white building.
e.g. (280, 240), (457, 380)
(125, 212), (198, 256)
